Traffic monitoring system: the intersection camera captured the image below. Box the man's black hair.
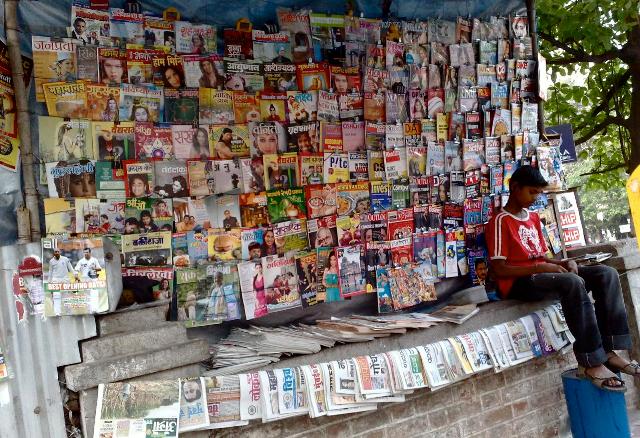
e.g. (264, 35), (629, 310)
(474, 258), (486, 268)
(509, 165), (548, 189)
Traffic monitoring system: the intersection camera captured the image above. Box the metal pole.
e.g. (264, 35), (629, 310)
(5, 0), (41, 242)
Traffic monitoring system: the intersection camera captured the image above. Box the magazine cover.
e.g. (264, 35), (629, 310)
(238, 192), (269, 228)
(320, 122), (343, 152)
(207, 228), (242, 262)
(109, 8), (144, 45)
(388, 262), (437, 310)
(45, 160), (96, 199)
(263, 153), (299, 190)
(267, 187), (307, 223)
(367, 149), (385, 181)
(122, 231), (172, 267)
(286, 122), (319, 154)
(199, 89), (234, 125)
(462, 138), (485, 171)
(41, 237), (108, 316)
(365, 241), (392, 294)
(286, 91), (318, 124)
(410, 177), (431, 206)
(363, 66), (390, 92)
(124, 197), (173, 234)
(223, 29), (253, 59)
(253, 30), (292, 63)
(209, 124), (250, 159)
(134, 122), (174, 160)
(85, 83), (120, 122)
(376, 266), (393, 313)
(186, 160), (214, 197)
(407, 146), (427, 177)
(385, 92), (407, 123)
(39, 117), (94, 179)
(170, 125), (204, 160)
(126, 46), (165, 85)
(93, 381), (180, 438)
(69, 5), (110, 44)
(123, 160), (154, 198)
(164, 88), (199, 124)
(241, 228), (264, 261)
(263, 255), (302, 312)
(95, 162), (126, 198)
(41, 81), (87, 119)
(305, 184), (337, 218)
(262, 63), (298, 93)
(32, 36), (77, 102)
(383, 148), (408, 179)
(413, 231), (438, 276)
(118, 83), (164, 123)
(363, 92), (386, 122)
(388, 208), (414, 240)
(204, 194), (241, 230)
(426, 141), (445, 175)
(307, 215), (338, 249)
(120, 266), (173, 307)
(300, 154), (324, 185)
(173, 197), (210, 232)
(224, 59), (264, 93)
(277, 9), (314, 64)
(44, 198), (75, 236)
(385, 123), (404, 150)
(144, 16), (175, 50)
(360, 212), (388, 242)
(175, 22), (217, 54)
(98, 47), (128, 86)
(238, 259), (268, 319)
(392, 178), (410, 209)
(336, 214), (361, 246)
(323, 152), (349, 183)
(370, 180), (392, 212)
(348, 152), (368, 182)
(330, 65), (361, 92)
(296, 251), (318, 307)
(240, 157), (266, 193)
(317, 90), (340, 122)
(248, 121), (288, 157)
(338, 92), (364, 120)
(336, 245), (366, 298)
(182, 54), (223, 89)
(259, 92), (288, 123)
(341, 121), (365, 152)
(273, 219), (308, 255)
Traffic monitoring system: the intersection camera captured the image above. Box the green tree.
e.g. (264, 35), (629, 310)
(537, 0), (640, 186)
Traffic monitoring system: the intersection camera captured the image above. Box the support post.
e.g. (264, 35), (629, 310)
(5, 0), (41, 243)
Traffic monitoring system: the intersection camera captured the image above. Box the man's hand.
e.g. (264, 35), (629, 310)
(536, 263), (568, 274)
(564, 260), (578, 274)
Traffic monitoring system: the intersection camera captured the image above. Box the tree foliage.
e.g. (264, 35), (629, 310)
(537, 0), (640, 189)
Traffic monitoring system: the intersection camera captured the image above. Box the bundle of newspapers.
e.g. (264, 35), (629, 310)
(206, 304), (479, 375)
(93, 303), (571, 435)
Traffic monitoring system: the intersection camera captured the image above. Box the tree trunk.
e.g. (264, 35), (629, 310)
(628, 71), (640, 173)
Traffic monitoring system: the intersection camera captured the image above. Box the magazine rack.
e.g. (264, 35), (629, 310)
(562, 369), (630, 438)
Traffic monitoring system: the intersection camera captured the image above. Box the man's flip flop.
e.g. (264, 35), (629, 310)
(605, 359), (640, 378)
(578, 366), (627, 393)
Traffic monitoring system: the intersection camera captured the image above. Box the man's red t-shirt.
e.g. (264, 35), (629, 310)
(485, 209), (548, 297)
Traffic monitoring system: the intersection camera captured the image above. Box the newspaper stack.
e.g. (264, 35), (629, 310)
(95, 304), (574, 433)
(206, 305), (479, 375)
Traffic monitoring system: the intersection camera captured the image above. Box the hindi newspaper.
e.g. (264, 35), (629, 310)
(274, 367), (308, 415)
(258, 370), (303, 422)
(478, 327), (510, 371)
(389, 348), (428, 390)
(93, 381), (180, 438)
(417, 343), (451, 388)
(300, 364), (327, 418)
(457, 332), (494, 372)
(203, 375), (248, 429)
(353, 354), (392, 397)
(323, 361), (376, 414)
(239, 372), (263, 421)
(178, 377), (210, 432)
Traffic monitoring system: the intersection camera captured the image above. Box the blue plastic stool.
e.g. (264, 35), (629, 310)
(562, 369), (630, 438)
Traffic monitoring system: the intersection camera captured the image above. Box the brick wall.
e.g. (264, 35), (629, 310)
(211, 350), (638, 438)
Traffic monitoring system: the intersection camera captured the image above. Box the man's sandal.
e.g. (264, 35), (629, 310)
(578, 366), (627, 393)
(605, 359), (640, 378)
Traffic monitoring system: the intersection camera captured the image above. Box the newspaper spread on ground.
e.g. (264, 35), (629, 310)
(300, 364), (328, 418)
(178, 377), (210, 432)
(203, 375), (248, 429)
(238, 372), (262, 421)
(417, 343), (451, 388)
(93, 381), (180, 438)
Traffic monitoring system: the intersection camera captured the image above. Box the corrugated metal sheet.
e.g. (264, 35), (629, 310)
(0, 242), (97, 438)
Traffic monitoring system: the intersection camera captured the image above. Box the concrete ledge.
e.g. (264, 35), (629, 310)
(97, 304), (169, 336)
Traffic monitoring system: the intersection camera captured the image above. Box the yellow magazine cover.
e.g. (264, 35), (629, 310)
(42, 81), (88, 119)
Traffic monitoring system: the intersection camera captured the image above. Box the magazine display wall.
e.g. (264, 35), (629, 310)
(30, 5), (567, 325)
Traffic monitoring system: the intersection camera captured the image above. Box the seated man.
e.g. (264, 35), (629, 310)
(487, 165), (637, 392)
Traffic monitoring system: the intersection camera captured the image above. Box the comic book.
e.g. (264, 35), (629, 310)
(267, 187), (307, 223)
(341, 121), (365, 152)
(307, 215), (338, 249)
(109, 8), (144, 45)
(224, 58), (264, 93)
(228, 191), (265, 229)
(336, 245), (366, 298)
(32, 36), (77, 102)
(248, 121), (288, 157)
(296, 251), (318, 307)
(367, 150), (385, 181)
(45, 160), (96, 199)
(285, 122), (319, 154)
(41, 81), (87, 119)
(209, 124), (250, 159)
(223, 28), (253, 59)
(41, 236), (108, 316)
(199, 88), (234, 125)
(338, 92), (364, 121)
(388, 262), (436, 310)
(174, 21), (216, 54)
(317, 90), (340, 122)
(207, 228), (242, 262)
(143, 16), (175, 50)
(263, 153), (299, 190)
(383, 148), (408, 179)
(262, 255), (302, 312)
(299, 154), (324, 186)
(164, 88), (199, 124)
(305, 184), (337, 219)
(323, 152), (349, 183)
(370, 180), (392, 212)
(320, 122), (343, 152)
(124, 197), (173, 233)
(348, 152), (368, 182)
(336, 214), (361, 246)
(277, 9), (313, 64)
